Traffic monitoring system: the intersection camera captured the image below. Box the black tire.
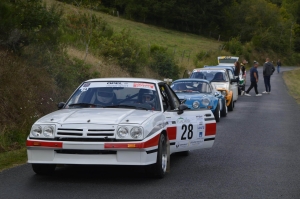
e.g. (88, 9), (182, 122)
(32, 164), (56, 175)
(221, 99), (227, 117)
(213, 102), (220, 122)
(146, 134), (167, 179)
(228, 98), (234, 111)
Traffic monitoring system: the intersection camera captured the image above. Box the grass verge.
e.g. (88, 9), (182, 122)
(0, 148), (27, 172)
(283, 68), (300, 104)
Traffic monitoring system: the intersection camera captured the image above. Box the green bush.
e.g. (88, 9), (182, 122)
(149, 45), (179, 80)
(224, 37), (243, 55)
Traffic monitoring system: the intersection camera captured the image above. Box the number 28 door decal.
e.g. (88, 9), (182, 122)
(175, 115), (205, 149)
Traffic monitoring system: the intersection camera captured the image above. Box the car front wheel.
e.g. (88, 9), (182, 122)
(213, 103), (220, 122)
(146, 133), (167, 178)
(228, 98), (234, 111)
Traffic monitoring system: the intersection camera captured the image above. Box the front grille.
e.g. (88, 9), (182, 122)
(56, 138), (116, 142)
(56, 126), (116, 139)
(55, 149), (116, 155)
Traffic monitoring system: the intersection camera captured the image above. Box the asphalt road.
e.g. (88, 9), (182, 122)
(1, 67), (300, 199)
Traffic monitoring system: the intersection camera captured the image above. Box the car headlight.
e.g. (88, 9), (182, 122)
(130, 127), (143, 139)
(221, 91), (227, 96)
(43, 126), (54, 137)
(201, 98), (210, 106)
(31, 125), (42, 137)
(192, 101), (200, 109)
(117, 127), (129, 138)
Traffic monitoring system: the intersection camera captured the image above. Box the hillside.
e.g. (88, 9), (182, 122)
(44, 0), (222, 73)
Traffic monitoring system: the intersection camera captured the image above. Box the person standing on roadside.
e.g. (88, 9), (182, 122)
(241, 59), (247, 75)
(277, 59), (281, 73)
(234, 61), (241, 76)
(243, 61), (262, 96)
(262, 58), (275, 94)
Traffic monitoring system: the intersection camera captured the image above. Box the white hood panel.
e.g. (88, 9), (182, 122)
(36, 108), (159, 125)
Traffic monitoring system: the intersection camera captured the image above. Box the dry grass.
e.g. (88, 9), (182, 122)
(44, 0), (222, 72)
(283, 68), (300, 104)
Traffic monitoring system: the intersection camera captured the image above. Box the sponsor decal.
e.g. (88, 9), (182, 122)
(198, 132), (203, 138)
(83, 83), (90, 87)
(106, 82), (129, 87)
(133, 83), (155, 90)
(176, 141), (188, 148)
(80, 87), (88, 92)
(197, 125), (204, 130)
(190, 140), (204, 146)
(176, 117), (190, 124)
(196, 115), (203, 120)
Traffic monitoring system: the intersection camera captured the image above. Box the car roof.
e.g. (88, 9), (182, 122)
(85, 77), (163, 84)
(192, 68), (227, 72)
(172, 78), (210, 84)
(205, 65), (235, 70)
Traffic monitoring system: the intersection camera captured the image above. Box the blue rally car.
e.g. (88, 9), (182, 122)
(170, 78), (227, 122)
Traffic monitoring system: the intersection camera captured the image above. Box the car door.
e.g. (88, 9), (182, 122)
(226, 69), (238, 102)
(158, 83), (217, 154)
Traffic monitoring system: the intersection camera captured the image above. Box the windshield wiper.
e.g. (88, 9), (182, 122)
(68, 103), (98, 108)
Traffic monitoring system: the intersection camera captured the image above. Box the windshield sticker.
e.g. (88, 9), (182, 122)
(133, 83), (155, 90)
(83, 83), (90, 87)
(106, 82), (129, 87)
(79, 82), (156, 90)
(80, 87), (89, 92)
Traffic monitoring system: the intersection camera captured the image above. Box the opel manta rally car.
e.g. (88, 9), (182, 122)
(27, 78), (217, 178)
(170, 78), (227, 122)
(190, 68), (238, 111)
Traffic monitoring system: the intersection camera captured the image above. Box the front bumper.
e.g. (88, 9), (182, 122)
(27, 136), (159, 166)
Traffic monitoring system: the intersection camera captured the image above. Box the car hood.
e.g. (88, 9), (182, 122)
(35, 108), (159, 125)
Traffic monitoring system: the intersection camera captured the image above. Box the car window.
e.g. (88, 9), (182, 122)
(65, 81), (161, 111)
(171, 81), (212, 94)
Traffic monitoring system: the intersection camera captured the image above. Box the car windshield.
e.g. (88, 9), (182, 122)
(170, 81), (212, 94)
(65, 81), (161, 111)
(190, 70), (227, 82)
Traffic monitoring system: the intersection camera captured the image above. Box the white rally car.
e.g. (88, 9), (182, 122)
(27, 78), (216, 178)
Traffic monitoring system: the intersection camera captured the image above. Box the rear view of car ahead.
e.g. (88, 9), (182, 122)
(190, 68), (238, 111)
(27, 78), (217, 178)
(170, 79), (227, 122)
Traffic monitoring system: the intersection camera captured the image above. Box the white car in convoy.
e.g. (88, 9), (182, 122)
(27, 78), (217, 178)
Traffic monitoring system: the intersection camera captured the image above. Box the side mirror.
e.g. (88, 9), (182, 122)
(57, 102), (65, 110)
(177, 104), (189, 115)
(181, 99), (187, 104)
(214, 92), (220, 97)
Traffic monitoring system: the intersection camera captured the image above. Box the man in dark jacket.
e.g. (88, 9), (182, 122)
(262, 58), (275, 94)
(243, 61), (262, 96)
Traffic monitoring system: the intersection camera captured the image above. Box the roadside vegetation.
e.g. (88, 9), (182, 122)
(1, 0), (300, 171)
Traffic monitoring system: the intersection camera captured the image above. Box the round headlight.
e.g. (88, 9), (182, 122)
(43, 126), (54, 137)
(192, 101), (200, 109)
(31, 125), (42, 137)
(221, 91), (227, 96)
(201, 98), (210, 106)
(117, 127), (129, 138)
(130, 127), (143, 139)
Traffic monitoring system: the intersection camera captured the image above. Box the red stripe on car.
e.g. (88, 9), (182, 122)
(205, 123), (216, 136)
(167, 126), (177, 140)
